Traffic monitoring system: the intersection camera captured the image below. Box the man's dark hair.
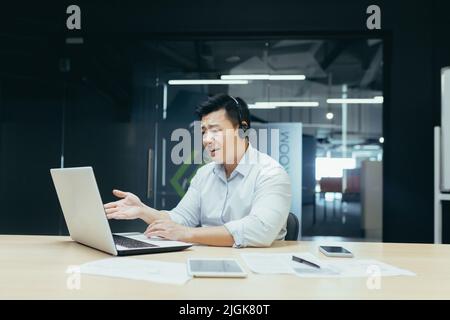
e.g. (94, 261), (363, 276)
(196, 93), (251, 130)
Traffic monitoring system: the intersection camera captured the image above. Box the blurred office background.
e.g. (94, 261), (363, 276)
(0, 0), (449, 243)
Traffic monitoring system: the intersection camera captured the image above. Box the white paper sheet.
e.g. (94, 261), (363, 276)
(80, 258), (191, 285)
(305, 258), (416, 278)
(241, 252), (415, 278)
(241, 253), (295, 274)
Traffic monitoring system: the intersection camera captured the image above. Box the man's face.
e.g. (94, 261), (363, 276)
(201, 108), (241, 164)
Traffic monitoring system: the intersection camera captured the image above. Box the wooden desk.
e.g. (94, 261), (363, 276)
(1, 235), (450, 299)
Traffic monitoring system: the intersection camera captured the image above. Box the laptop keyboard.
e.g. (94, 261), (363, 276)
(113, 234), (157, 249)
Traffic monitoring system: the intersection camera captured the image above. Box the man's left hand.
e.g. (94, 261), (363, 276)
(144, 220), (193, 242)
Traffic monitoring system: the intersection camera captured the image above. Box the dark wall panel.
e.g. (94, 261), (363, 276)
(0, 80), (62, 234)
(63, 83), (150, 234)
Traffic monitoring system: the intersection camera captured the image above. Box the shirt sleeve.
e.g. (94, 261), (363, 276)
(224, 166), (292, 248)
(168, 170), (202, 227)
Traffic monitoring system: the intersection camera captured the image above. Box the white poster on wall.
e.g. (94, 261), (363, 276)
(252, 122), (303, 235)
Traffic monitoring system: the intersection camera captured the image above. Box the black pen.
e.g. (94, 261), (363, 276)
(292, 255), (321, 269)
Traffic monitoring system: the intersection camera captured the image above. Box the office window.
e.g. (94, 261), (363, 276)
(152, 37), (384, 241)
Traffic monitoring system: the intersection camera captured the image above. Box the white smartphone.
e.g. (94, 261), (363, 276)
(187, 258), (248, 278)
(319, 246), (354, 258)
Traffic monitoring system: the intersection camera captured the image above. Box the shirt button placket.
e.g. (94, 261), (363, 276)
(220, 181), (228, 224)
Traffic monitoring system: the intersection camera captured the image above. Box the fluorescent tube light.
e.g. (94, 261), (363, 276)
(222, 74), (270, 80)
(220, 74), (306, 80)
(247, 104), (276, 109)
(326, 96), (384, 104)
(248, 101), (319, 109)
(168, 79), (249, 85)
(268, 75), (306, 80)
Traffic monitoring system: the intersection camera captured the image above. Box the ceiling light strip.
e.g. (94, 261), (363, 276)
(168, 80), (249, 85)
(327, 96), (383, 104)
(221, 74), (306, 80)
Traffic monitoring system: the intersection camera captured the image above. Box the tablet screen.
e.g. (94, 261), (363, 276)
(189, 259), (243, 273)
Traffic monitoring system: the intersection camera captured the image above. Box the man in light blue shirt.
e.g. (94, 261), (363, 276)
(104, 94), (292, 247)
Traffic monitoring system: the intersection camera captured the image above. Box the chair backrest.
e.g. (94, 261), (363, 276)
(319, 177), (342, 193)
(285, 212), (299, 241)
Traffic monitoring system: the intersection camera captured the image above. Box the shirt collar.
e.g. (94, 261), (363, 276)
(234, 143), (257, 177)
(213, 143), (257, 179)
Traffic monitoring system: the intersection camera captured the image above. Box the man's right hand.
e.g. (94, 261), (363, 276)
(104, 189), (145, 221)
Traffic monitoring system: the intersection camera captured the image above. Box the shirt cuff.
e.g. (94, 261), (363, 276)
(224, 220), (245, 248)
(168, 210), (187, 226)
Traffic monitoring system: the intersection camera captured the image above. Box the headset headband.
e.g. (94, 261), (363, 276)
(230, 95), (239, 105)
(230, 95), (243, 127)
(229, 95), (248, 134)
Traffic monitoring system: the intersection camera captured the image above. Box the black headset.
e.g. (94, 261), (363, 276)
(229, 95), (249, 133)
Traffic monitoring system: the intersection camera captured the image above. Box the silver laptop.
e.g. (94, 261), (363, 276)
(50, 167), (192, 256)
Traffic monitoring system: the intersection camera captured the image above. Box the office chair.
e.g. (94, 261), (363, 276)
(285, 212), (300, 241)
